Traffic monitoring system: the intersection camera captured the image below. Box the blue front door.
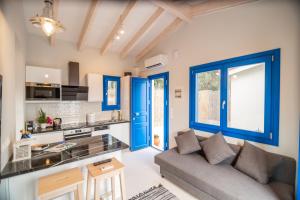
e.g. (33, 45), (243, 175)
(130, 77), (149, 151)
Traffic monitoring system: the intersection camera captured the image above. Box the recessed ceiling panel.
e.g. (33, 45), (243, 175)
(84, 0), (127, 50)
(55, 0), (90, 43)
(109, 1), (157, 53)
(129, 12), (176, 57)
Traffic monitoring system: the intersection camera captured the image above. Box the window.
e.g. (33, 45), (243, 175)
(190, 49), (280, 146)
(102, 75), (120, 111)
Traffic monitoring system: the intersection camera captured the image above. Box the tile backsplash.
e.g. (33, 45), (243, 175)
(26, 102), (112, 124)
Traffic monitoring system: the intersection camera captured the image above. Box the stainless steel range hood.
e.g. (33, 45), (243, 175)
(62, 62), (88, 101)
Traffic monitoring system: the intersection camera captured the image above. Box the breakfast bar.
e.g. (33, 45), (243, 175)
(0, 134), (129, 200)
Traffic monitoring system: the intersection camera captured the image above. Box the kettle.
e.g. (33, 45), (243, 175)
(53, 118), (62, 128)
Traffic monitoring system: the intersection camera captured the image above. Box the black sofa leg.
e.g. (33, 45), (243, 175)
(161, 174), (165, 178)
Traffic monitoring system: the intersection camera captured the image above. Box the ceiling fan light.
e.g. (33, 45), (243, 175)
(115, 35), (121, 40)
(29, 0), (65, 37)
(42, 20), (55, 37)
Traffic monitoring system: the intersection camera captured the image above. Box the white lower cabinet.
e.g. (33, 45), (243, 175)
(110, 123), (130, 145)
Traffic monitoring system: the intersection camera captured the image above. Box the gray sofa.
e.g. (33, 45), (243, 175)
(155, 136), (296, 200)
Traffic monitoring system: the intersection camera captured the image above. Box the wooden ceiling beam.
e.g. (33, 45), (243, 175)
(191, 0), (257, 17)
(100, 0), (137, 55)
(152, 0), (192, 23)
(77, 0), (99, 50)
(49, 0), (59, 46)
(136, 18), (183, 62)
(120, 7), (163, 59)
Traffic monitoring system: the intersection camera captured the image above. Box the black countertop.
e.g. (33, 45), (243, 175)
(0, 134), (129, 179)
(32, 120), (130, 134)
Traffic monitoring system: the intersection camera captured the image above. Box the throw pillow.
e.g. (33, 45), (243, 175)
(200, 133), (236, 165)
(175, 130), (201, 155)
(235, 141), (281, 184)
(177, 129), (195, 136)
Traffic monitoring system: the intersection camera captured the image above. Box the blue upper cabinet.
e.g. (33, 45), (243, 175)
(102, 75), (121, 111)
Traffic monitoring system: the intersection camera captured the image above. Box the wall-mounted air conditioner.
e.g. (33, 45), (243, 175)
(144, 54), (168, 70)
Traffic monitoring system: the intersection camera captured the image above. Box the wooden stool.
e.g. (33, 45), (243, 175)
(38, 168), (83, 200)
(86, 158), (126, 200)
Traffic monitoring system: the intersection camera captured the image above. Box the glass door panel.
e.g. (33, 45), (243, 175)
(151, 78), (165, 151)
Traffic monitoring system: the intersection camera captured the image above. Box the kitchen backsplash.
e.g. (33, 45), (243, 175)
(26, 102), (112, 124)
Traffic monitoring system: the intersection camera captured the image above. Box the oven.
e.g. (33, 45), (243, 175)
(63, 127), (92, 140)
(26, 82), (61, 101)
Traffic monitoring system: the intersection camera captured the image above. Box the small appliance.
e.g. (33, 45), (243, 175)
(86, 113), (96, 124)
(25, 121), (34, 133)
(63, 127), (92, 140)
(26, 82), (60, 101)
(53, 118), (62, 128)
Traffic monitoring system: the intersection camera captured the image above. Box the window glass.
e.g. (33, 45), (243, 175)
(107, 80), (117, 105)
(102, 75), (120, 111)
(227, 63), (265, 132)
(196, 70), (221, 126)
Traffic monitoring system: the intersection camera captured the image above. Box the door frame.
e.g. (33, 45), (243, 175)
(148, 72), (169, 151)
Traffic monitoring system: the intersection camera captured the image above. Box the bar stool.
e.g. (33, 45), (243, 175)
(86, 157), (126, 200)
(38, 168), (83, 200)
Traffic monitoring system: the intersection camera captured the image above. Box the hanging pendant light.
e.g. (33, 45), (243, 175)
(30, 0), (65, 37)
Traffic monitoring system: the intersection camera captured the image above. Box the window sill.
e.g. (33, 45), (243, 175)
(190, 122), (278, 146)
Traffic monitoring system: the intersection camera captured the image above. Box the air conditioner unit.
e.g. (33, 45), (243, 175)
(144, 54), (168, 70)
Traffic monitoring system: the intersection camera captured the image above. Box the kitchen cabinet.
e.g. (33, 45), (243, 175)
(110, 123), (130, 145)
(121, 76), (130, 120)
(87, 73), (101, 102)
(30, 131), (64, 145)
(26, 66), (61, 84)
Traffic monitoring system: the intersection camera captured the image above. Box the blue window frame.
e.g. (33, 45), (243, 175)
(189, 49), (280, 146)
(102, 75), (120, 111)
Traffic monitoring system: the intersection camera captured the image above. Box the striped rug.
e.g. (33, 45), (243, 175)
(129, 184), (179, 200)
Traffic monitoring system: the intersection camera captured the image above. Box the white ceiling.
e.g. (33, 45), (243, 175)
(22, 0), (176, 57)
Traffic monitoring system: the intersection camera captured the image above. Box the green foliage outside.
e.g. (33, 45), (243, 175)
(197, 71), (220, 91)
(153, 78), (164, 89)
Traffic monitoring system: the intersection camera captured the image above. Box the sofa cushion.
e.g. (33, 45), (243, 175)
(196, 135), (241, 165)
(235, 142), (281, 184)
(155, 148), (284, 200)
(200, 133), (236, 165)
(269, 181), (294, 200)
(175, 130), (201, 154)
(178, 129), (195, 136)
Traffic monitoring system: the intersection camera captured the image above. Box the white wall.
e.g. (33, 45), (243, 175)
(140, 0), (300, 159)
(0, 0), (26, 170)
(25, 34), (136, 124)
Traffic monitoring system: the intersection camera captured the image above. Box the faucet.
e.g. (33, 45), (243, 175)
(111, 110), (121, 121)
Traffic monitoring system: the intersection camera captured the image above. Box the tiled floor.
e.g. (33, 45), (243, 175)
(122, 147), (198, 200)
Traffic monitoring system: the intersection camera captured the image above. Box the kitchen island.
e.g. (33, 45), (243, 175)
(0, 134), (129, 200)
